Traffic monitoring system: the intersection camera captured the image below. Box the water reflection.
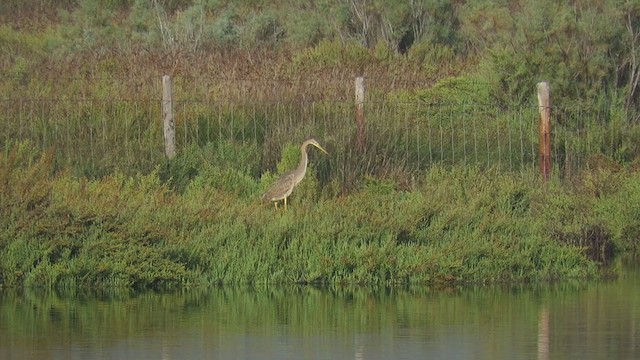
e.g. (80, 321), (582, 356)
(537, 306), (549, 360)
(1, 266), (639, 359)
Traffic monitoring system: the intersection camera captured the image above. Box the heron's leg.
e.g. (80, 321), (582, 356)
(284, 197), (287, 210)
(274, 201), (278, 210)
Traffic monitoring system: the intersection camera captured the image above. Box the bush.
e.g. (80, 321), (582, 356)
(211, 10), (239, 46)
(5, 153), (638, 289)
(242, 11), (283, 47)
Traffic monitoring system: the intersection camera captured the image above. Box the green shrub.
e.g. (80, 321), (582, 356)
(414, 76), (494, 105)
(284, 11), (328, 48)
(211, 11), (240, 46)
(242, 11), (283, 47)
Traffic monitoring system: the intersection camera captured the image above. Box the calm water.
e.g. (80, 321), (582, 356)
(1, 265), (639, 360)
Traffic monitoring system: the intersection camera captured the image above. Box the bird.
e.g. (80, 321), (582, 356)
(262, 138), (328, 210)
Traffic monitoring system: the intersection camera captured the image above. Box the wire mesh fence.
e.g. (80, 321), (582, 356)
(0, 98), (163, 176)
(1, 75), (637, 181)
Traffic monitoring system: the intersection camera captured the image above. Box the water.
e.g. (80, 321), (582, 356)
(1, 265), (638, 360)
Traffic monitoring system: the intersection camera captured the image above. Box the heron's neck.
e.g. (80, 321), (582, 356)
(296, 144), (309, 177)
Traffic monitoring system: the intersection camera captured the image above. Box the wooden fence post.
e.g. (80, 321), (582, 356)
(537, 81), (551, 180)
(162, 75), (176, 160)
(355, 76), (365, 153)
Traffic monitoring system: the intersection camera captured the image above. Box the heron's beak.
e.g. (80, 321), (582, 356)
(316, 144), (329, 155)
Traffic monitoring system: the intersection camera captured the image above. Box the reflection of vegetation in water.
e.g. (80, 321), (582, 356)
(1, 271), (639, 358)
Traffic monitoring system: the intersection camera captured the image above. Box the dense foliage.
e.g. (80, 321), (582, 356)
(1, 0), (640, 110)
(1, 144), (639, 288)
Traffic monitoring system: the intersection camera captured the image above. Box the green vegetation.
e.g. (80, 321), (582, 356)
(1, 1), (640, 288)
(2, 0), (640, 109)
(2, 143), (638, 289)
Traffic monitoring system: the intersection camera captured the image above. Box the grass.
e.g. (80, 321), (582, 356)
(2, 142), (638, 289)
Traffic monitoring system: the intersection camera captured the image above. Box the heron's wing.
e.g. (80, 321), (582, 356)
(262, 171), (296, 201)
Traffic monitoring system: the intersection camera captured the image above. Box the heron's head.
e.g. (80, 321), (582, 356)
(304, 138), (329, 155)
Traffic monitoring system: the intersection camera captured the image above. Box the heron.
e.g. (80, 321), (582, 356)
(262, 138), (328, 210)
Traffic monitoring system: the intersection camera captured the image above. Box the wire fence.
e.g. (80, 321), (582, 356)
(0, 75), (637, 181)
